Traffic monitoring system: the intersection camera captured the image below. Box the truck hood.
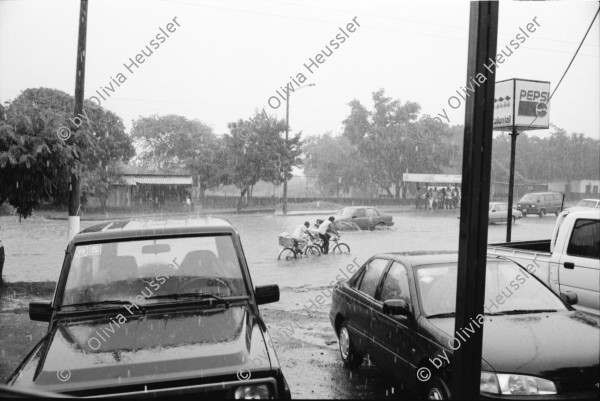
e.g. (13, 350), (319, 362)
(11, 305), (273, 394)
(428, 311), (599, 388)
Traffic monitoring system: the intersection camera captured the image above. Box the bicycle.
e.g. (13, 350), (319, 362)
(277, 235), (321, 260)
(313, 233), (351, 254)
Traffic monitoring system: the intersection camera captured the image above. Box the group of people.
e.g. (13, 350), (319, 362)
(416, 186), (461, 210)
(291, 216), (339, 254)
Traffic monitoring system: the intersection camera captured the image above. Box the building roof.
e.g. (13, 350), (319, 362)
(122, 175), (193, 185)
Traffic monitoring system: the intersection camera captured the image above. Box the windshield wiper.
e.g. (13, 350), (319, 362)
(146, 293), (248, 307)
(426, 312), (456, 319)
(61, 300), (137, 308)
(490, 309), (557, 315)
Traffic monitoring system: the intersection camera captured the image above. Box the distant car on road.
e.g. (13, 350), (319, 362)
(9, 217), (291, 399)
(564, 198), (600, 213)
(489, 202), (522, 224)
(334, 207), (394, 230)
(329, 251), (600, 400)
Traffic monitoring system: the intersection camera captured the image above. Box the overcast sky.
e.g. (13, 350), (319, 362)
(1, 0), (598, 139)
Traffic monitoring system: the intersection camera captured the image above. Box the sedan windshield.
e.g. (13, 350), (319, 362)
(416, 260), (567, 317)
(62, 235), (248, 308)
(576, 200), (598, 208)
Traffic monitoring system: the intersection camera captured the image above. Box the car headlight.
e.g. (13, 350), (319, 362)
(234, 384), (271, 399)
(530, 204), (535, 208)
(481, 372), (557, 395)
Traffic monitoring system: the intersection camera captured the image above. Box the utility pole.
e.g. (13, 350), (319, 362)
(67, 0), (88, 242)
(283, 90), (290, 215)
(452, 1), (498, 399)
(282, 83), (315, 215)
(506, 128), (519, 242)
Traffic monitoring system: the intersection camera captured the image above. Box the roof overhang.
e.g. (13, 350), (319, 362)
(122, 175), (193, 186)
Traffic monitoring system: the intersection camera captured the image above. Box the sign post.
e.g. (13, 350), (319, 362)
(493, 78), (550, 242)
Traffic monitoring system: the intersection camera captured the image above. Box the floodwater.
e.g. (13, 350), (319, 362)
(1, 211), (558, 303)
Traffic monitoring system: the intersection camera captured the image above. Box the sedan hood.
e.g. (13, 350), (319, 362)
(11, 305), (272, 394)
(429, 311), (599, 391)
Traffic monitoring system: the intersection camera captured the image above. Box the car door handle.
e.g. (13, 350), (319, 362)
(564, 262), (575, 269)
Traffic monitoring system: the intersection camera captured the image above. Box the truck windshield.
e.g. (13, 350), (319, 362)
(519, 195), (537, 203)
(416, 260), (567, 317)
(62, 235), (248, 308)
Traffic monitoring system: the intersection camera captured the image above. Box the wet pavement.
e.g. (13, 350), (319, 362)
(0, 210), (559, 398)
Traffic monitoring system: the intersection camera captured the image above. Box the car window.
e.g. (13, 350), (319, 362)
(567, 219), (600, 259)
(354, 208), (366, 218)
(368, 208), (380, 217)
(416, 261), (567, 316)
(365, 208), (374, 217)
(379, 262), (411, 306)
(357, 258), (389, 298)
(62, 235), (248, 307)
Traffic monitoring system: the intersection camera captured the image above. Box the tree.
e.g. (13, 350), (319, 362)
(81, 165), (124, 213)
(304, 133), (371, 196)
(130, 114), (220, 198)
(0, 88), (92, 218)
(0, 88), (136, 218)
(223, 115), (301, 211)
(491, 125), (600, 189)
(342, 89), (457, 197)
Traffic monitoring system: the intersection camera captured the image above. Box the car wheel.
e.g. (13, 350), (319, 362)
(539, 209), (546, 217)
(422, 376), (450, 400)
(338, 323), (363, 368)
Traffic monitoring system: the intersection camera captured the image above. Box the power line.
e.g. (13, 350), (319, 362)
(526, 5), (600, 129)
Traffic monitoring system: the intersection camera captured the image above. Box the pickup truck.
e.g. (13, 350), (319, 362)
(8, 217), (291, 399)
(488, 209), (600, 316)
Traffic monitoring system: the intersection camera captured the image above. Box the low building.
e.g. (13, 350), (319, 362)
(86, 167), (193, 210)
(545, 179), (600, 197)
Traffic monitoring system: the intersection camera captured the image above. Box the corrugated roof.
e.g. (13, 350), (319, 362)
(122, 175), (193, 185)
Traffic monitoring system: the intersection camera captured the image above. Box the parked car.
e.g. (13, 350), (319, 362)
(489, 209), (600, 316)
(564, 198), (600, 213)
(488, 202), (522, 224)
(516, 192), (563, 217)
(8, 217), (291, 399)
(334, 206), (394, 230)
(329, 251), (600, 399)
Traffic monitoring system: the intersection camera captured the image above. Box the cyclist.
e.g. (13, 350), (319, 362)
(318, 216), (339, 254)
(292, 221), (313, 255)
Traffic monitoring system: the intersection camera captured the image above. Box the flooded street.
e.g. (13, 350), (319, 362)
(0, 211), (558, 287)
(0, 211), (560, 398)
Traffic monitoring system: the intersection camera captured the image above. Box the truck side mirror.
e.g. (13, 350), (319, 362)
(560, 292), (578, 306)
(255, 285), (280, 305)
(29, 302), (53, 322)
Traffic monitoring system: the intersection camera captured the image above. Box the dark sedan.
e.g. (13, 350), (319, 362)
(329, 251), (599, 399)
(335, 206), (394, 230)
(8, 217), (290, 399)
